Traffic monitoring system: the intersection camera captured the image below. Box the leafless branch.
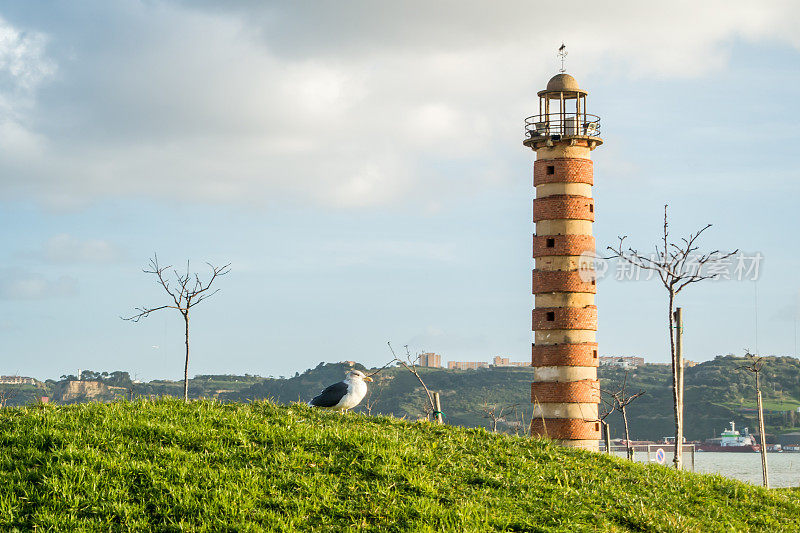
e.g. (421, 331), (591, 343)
(606, 204), (736, 469)
(122, 254), (230, 401)
(387, 341), (436, 418)
(0, 389), (16, 408)
(602, 371), (646, 459)
(362, 375), (385, 416)
(481, 396), (519, 433)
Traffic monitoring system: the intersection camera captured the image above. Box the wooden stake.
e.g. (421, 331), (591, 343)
(674, 307), (684, 469)
(433, 392), (443, 425)
(756, 372), (769, 488)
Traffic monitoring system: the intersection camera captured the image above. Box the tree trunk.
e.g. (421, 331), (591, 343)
(669, 294), (683, 470)
(756, 372), (769, 488)
(676, 307), (684, 467)
(183, 314), (190, 402)
(603, 421), (611, 454)
(622, 405), (634, 460)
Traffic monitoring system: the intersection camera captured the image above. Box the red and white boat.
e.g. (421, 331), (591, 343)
(696, 421), (760, 452)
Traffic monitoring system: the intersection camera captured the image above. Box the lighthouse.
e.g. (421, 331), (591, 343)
(524, 64), (602, 450)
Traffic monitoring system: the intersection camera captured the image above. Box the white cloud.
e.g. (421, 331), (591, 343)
(0, 16), (54, 91)
(37, 234), (121, 264)
(0, 14), (53, 165)
(0, 270), (78, 299)
(0, 1), (798, 209)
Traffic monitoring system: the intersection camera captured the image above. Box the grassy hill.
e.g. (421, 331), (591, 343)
(0, 400), (798, 531)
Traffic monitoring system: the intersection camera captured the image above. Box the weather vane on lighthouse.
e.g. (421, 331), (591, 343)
(558, 43), (567, 73)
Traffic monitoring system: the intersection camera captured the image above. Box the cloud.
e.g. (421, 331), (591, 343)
(34, 233), (122, 264)
(0, 15), (54, 92)
(0, 1), (798, 210)
(0, 13), (53, 166)
(0, 269), (78, 299)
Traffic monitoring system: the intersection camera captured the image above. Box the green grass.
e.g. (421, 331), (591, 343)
(0, 400), (798, 532)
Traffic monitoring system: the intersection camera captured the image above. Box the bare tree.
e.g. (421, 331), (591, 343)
(480, 394), (519, 433)
(361, 374), (385, 416)
(740, 350), (769, 488)
(599, 393), (615, 454)
(387, 342), (437, 420)
(123, 254), (230, 401)
(512, 406), (531, 437)
(0, 389), (16, 408)
(603, 372), (645, 460)
(607, 205), (736, 469)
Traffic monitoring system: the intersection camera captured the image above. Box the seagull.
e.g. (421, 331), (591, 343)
(308, 370), (373, 412)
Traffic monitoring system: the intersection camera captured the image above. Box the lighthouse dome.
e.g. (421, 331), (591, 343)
(546, 73), (580, 92)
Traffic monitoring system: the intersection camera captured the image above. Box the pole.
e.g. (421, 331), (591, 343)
(673, 307), (684, 469)
(603, 421), (611, 454)
(433, 392), (443, 425)
(756, 372), (769, 488)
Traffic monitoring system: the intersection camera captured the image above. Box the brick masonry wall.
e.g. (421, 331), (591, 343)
(532, 270), (596, 294)
(533, 195), (594, 222)
(533, 235), (595, 257)
(531, 152), (599, 434)
(531, 379), (601, 404)
(533, 158), (593, 186)
(532, 306), (597, 330)
(530, 418), (601, 440)
(532, 342), (599, 367)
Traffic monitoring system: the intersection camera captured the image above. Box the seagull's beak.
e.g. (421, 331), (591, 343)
(363, 376), (373, 382)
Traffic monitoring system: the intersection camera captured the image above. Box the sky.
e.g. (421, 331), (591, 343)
(0, 1), (799, 381)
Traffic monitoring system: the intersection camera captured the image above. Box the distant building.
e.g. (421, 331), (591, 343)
(447, 361), (489, 370)
(599, 356), (645, 369)
(0, 376), (36, 385)
(492, 356), (530, 368)
(648, 360), (697, 367)
(417, 353), (442, 368)
(340, 361), (356, 367)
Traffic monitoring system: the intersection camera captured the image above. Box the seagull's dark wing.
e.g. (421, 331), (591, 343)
(309, 381), (349, 407)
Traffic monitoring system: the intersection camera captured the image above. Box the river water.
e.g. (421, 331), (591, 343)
(618, 451), (800, 488)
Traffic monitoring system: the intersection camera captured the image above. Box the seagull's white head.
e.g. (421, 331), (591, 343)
(346, 370), (373, 382)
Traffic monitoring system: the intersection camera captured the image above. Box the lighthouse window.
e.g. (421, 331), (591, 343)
(546, 311), (555, 321)
(593, 350), (598, 358)
(589, 204), (594, 213)
(546, 165), (555, 175)
(546, 238), (555, 248)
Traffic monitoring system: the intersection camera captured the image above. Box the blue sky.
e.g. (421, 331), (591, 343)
(0, 1), (798, 381)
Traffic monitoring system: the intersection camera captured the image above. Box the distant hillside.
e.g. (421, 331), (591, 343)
(3, 355), (798, 441)
(219, 356), (800, 441)
(1, 400), (797, 531)
(600, 355), (800, 441)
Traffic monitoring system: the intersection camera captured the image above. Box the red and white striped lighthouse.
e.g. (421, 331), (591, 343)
(524, 70), (602, 450)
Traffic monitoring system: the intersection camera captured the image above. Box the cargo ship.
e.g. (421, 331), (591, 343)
(696, 421), (760, 452)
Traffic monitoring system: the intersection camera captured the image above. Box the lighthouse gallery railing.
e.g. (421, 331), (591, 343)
(525, 112), (601, 138)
